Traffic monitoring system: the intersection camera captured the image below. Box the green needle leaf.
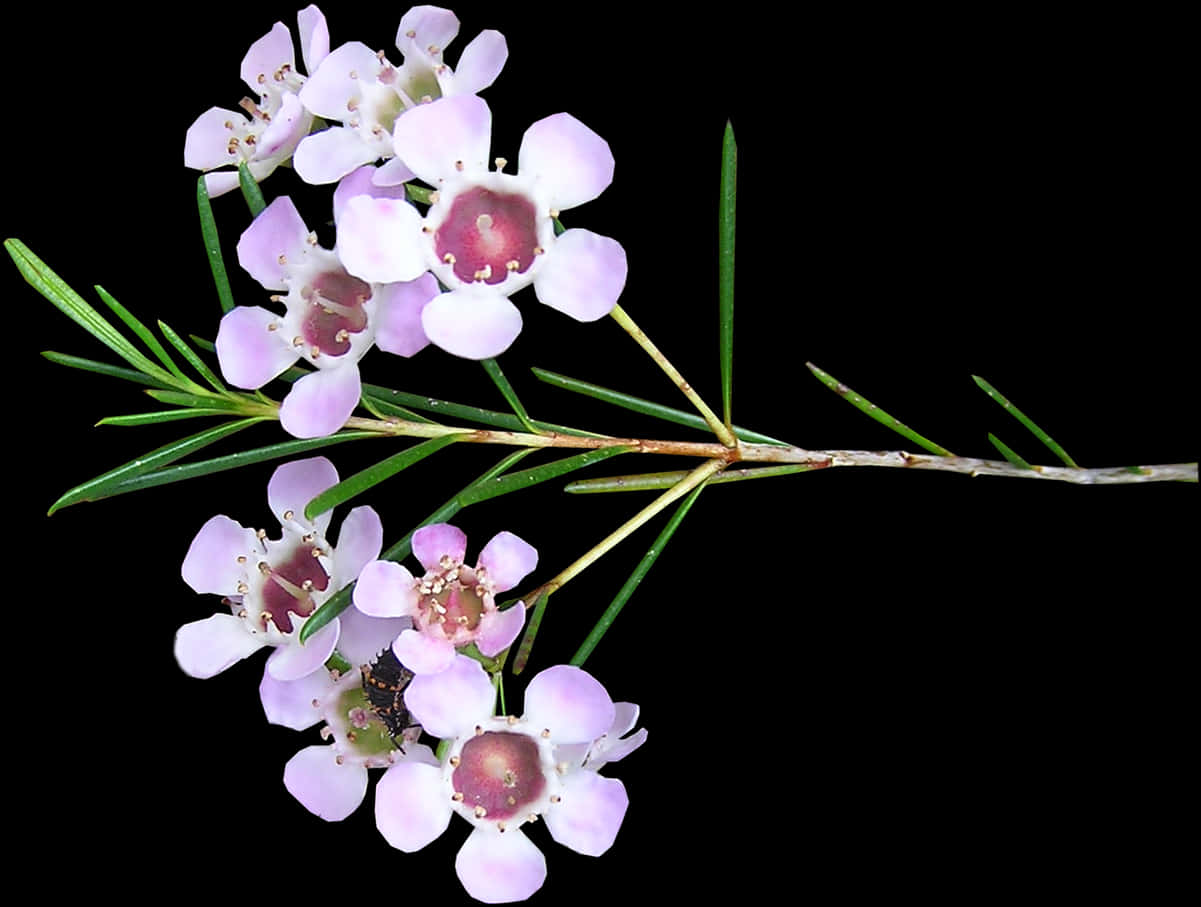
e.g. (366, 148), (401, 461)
(47, 418), (263, 514)
(303, 434), (465, 521)
(457, 446), (632, 506)
(565, 463), (818, 493)
(94, 286), (189, 383)
(97, 409), (238, 427)
(719, 120), (737, 430)
(144, 390), (245, 410)
(806, 362), (955, 457)
(987, 433), (1033, 470)
(41, 351), (174, 389)
(196, 175), (237, 314)
(157, 320), (227, 392)
(481, 357), (542, 434)
(301, 448), (536, 644)
(570, 482), (707, 668)
(405, 183), (434, 205)
(238, 161), (267, 216)
(972, 375), (1080, 468)
(530, 368), (790, 445)
(511, 588), (551, 675)
(358, 391), (438, 424)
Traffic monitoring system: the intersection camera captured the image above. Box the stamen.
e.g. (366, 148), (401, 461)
(449, 755), (461, 767)
(283, 510), (294, 521)
(473, 806), (487, 818)
(452, 791), (465, 801)
(494, 157), (507, 171)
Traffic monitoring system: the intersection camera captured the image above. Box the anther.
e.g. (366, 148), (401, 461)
(494, 157), (507, 171)
(346, 731), (357, 742)
(257, 73), (266, 84)
(320, 725), (332, 738)
(277, 254), (287, 265)
(428, 191), (440, 204)
(310, 346), (321, 360)
(497, 822), (506, 832)
(306, 232), (318, 246)
(473, 264), (493, 281)
(505, 260), (519, 272)
(533, 246), (545, 255)
(449, 755), (461, 767)
(549, 795), (561, 803)
(257, 561), (271, 574)
(301, 579), (314, 591)
(405, 30), (416, 38)
(292, 336), (304, 348)
(507, 715), (519, 725)
(267, 322), (279, 331)
(427, 44), (440, 55)
(541, 729), (551, 738)
(455, 160), (464, 171)
(236, 582), (250, 594)
(283, 510), (294, 521)
(474, 725), (484, 736)
(236, 555), (247, 563)
(549, 208), (560, 218)
(335, 754), (345, 765)
(335, 329), (350, 342)
(452, 791), (465, 801)
(443, 252), (457, 264)
(473, 806), (487, 818)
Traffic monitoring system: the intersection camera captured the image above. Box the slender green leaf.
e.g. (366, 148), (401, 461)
(511, 589), (551, 675)
(458, 446), (632, 506)
(190, 334), (216, 353)
(158, 320), (227, 392)
(987, 433), (1033, 470)
(145, 390), (244, 410)
(7, 239), (173, 382)
(565, 463), (817, 493)
(97, 409), (236, 427)
(196, 175), (237, 314)
(94, 286), (189, 383)
(304, 434), (465, 521)
(47, 418), (263, 514)
(97, 431), (377, 499)
(719, 120), (737, 430)
(806, 362), (955, 457)
(482, 358), (541, 433)
(571, 483), (707, 667)
(325, 651), (353, 676)
(42, 351), (173, 389)
(530, 368), (790, 445)
(405, 183), (434, 205)
(301, 448), (536, 643)
(972, 375), (1079, 468)
(359, 391), (438, 424)
(238, 161), (266, 216)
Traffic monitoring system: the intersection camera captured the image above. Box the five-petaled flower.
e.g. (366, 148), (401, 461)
(353, 522), (536, 674)
(335, 94), (627, 359)
(375, 655), (642, 903)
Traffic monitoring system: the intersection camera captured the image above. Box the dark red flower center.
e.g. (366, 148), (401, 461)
(434, 187), (538, 286)
(259, 542), (330, 633)
(301, 269), (371, 357)
(453, 731), (546, 821)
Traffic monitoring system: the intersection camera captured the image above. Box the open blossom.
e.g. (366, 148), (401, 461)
(375, 656), (640, 903)
(174, 457), (381, 683)
(336, 94), (627, 359)
(294, 4), (507, 185)
(185, 5), (330, 196)
(216, 195), (437, 438)
(353, 523), (536, 674)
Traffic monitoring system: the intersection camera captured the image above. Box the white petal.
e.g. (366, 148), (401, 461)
(297, 4), (330, 73)
(393, 628), (456, 675)
(375, 761), (453, 852)
(475, 604), (524, 658)
(332, 505), (383, 589)
(215, 305), (297, 389)
(421, 288), (522, 359)
(518, 113), (614, 210)
(299, 41), (380, 118)
(266, 618), (340, 681)
(372, 156), (416, 186)
(181, 514), (255, 595)
(353, 559), (418, 618)
(241, 22), (295, 93)
(533, 229), (627, 322)
(284, 745), (368, 821)
(403, 654), (494, 738)
(333, 165), (409, 223)
(476, 531), (537, 593)
(174, 614), (266, 679)
(544, 771), (628, 856)
(373, 274), (438, 357)
(184, 107), (245, 170)
(236, 196), (310, 289)
(523, 665), (615, 745)
(455, 827), (547, 904)
(412, 523), (468, 571)
(267, 455), (338, 533)
(392, 94), (491, 186)
(294, 127), (378, 185)
(279, 364), (362, 439)
(451, 30), (507, 95)
(336, 195), (428, 284)
(335, 607), (411, 667)
(396, 6), (460, 55)
(259, 664), (331, 729)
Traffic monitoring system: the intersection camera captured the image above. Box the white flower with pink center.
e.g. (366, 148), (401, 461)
(352, 522), (536, 674)
(184, 5), (329, 196)
(294, 4), (507, 186)
(216, 195), (437, 438)
(174, 457), (382, 684)
(375, 656), (637, 903)
(335, 94), (628, 359)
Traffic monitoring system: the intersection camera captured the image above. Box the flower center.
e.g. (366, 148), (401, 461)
(434, 187), (539, 286)
(453, 731), (546, 822)
(300, 269), (371, 357)
(416, 562), (485, 640)
(257, 541), (329, 634)
(333, 685), (397, 759)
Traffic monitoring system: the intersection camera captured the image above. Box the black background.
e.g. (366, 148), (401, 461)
(8, 4), (1193, 901)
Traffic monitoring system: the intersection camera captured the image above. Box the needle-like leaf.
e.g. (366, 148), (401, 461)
(94, 286), (188, 383)
(972, 375), (1079, 468)
(97, 409), (237, 427)
(565, 463), (817, 493)
(41, 351), (174, 389)
(719, 120), (737, 430)
(481, 357), (542, 434)
(157, 320), (227, 392)
(457, 446), (632, 506)
(196, 175), (237, 314)
(986, 433), (1033, 470)
(238, 161), (266, 216)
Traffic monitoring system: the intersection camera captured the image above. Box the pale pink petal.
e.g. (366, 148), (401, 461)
(336, 195), (428, 284)
(336, 607), (411, 667)
(455, 827), (547, 903)
(181, 515), (255, 595)
(610, 702), (641, 739)
(267, 455), (339, 532)
(421, 288), (522, 359)
(477, 531), (538, 593)
(174, 614), (267, 679)
(393, 628), (456, 675)
(332, 505), (383, 589)
(203, 171), (242, 198)
(533, 229), (627, 322)
(236, 196), (310, 289)
(593, 727), (647, 768)
(279, 364), (362, 439)
(259, 663), (332, 729)
(412, 523), (468, 571)
(375, 761), (453, 852)
(544, 772), (628, 856)
(518, 113), (614, 210)
(215, 305), (297, 389)
(392, 94), (491, 186)
(333, 166), (409, 223)
(184, 107), (245, 170)
(298, 42), (379, 118)
(353, 560), (418, 618)
(258, 92), (308, 158)
(373, 274), (437, 356)
(372, 156), (416, 186)
(452, 30), (507, 95)
(475, 604), (524, 658)
(523, 665), (615, 744)
(294, 126), (378, 185)
(241, 22), (295, 93)
(266, 618), (340, 681)
(403, 654), (494, 738)
(297, 4), (329, 73)
(284, 745), (368, 821)
(396, 6), (460, 54)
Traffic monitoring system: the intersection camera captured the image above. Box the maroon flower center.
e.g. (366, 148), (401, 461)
(301, 269), (371, 357)
(258, 542), (330, 633)
(453, 732), (546, 821)
(419, 573), (484, 638)
(434, 187), (538, 286)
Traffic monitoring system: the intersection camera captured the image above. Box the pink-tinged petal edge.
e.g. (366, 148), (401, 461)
(522, 665), (615, 745)
(375, 761), (453, 852)
(477, 531), (538, 593)
(259, 664), (331, 729)
(411, 523), (468, 571)
(332, 505), (383, 589)
(353, 560), (418, 618)
(215, 306), (298, 389)
(544, 771), (629, 856)
(533, 229), (627, 322)
(279, 365), (362, 439)
(518, 112), (614, 211)
(421, 288), (523, 360)
(266, 618), (340, 681)
(267, 456), (338, 533)
(181, 514), (254, 595)
(475, 604), (525, 658)
(174, 614), (267, 679)
(284, 745), (368, 821)
(455, 826), (547, 904)
(393, 628), (457, 675)
(373, 274), (438, 357)
(403, 655), (494, 739)
(391, 94), (492, 187)
(236, 196), (309, 289)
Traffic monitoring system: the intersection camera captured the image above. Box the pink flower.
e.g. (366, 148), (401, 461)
(184, 5), (330, 196)
(294, 4), (507, 185)
(375, 656), (640, 902)
(335, 94), (627, 359)
(215, 195), (437, 438)
(174, 457), (381, 683)
(352, 523), (536, 674)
